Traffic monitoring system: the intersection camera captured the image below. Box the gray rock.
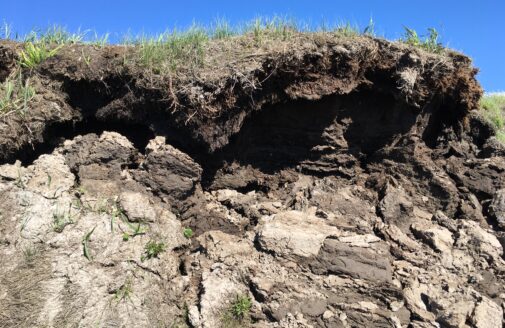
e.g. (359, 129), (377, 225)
(256, 210), (340, 258)
(119, 191), (156, 222)
(379, 185), (414, 231)
(489, 189), (505, 230)
(471, 297), (502, 328)
(310, 239), (392, 282)
(411, 222), (454, 254)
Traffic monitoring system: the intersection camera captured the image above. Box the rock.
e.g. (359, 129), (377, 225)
(0, 160), (23, 180)
(256, 210), (340, 258)
(310, 239), (392, 282)
(299, 298), (327, 317)
(188, 305), (201, 328)
(379, 185), (414, 231)
(199, 268), (244, 328)
(471, 297), (502, 328)
(434, 300), (475, 328)
(119, 191), (156, 222)
(489, 189), (505, 230)
(134, 137), (202, 200)
(383, 224), (422, 251)
(322, 310), (334, 319)
(411, 222), (454, 254)
(198, 230), (254, 263)
(458, 220), (504, 261)
(338, 234), (381, 247)
(25, 154), (75, 198)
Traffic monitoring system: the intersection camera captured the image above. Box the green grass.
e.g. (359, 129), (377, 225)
(52, 211), (74, 233)
(0, 73), (35, 115)
(19, 42), (63, 69)
(122, 222), (146, 241)
(23, 25), (85, 45)
(22, 246), (38, 266)
(401, 27), (444, 53)
(114, 279), (133, 303)
(82, 227), (96, 261)
(1, 19), (447, 75)
(222, 294), (252, 328)
(480, 93), (505, 143)
(141, 240), (166, 261)
(131, 26), (209, 73)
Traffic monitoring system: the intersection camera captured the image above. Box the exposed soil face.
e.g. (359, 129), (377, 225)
(1, 35), (505, 328)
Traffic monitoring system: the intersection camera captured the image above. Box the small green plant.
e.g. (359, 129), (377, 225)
(23, 25), (85, 45)
(245, 16), (298, 43)
(183, 227), (194, 239)
(52, 211), (73, 233)
(222, 294), (252, 327)
(91, 31), (109, 47)
(363, 17), (375, 36)
(212, 19), (235, 39)
(1, 21), (11, 39)
(0, 73), (35, 115)
(335, 22), (359, 37)
(402, 27), (444, 53)
(141, 240), (166, 261)
(81, 49), (92, 67)
(109, 201), (127, 232)
(230, 295), (252, 320)
(122, 222), (146, 241)
(22, 246), (38, 265)
(82, 226), (96, 261)
(114, 279), (133, 303)
(19, 42), (63, 69)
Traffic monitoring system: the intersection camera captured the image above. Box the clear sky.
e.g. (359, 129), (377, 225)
(3, 0), (503, 91)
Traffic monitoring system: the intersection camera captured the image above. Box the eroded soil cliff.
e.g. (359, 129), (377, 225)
(0, 34), (504, 328)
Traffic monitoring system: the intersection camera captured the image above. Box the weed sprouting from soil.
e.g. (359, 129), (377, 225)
(480, 93), (505, 143)
(19, 42), (63, 69)
(114, 279), (133, 303)
(183, 228), (194, 239)
(82, 226), (96, 261)
(402, 27), (444, 53)
(0, 72), (35, 116)
(22, 246), (38, 265)
(52, 211), (74, 233)
(122, 222), (146, 241)
(141, 240), (166, 261)
(222, 294), (253, 328)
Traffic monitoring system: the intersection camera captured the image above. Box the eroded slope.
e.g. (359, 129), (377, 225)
(0, 34), (504, 328)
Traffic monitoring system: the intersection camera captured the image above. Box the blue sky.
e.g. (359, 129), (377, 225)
(3, 0), (503, 91)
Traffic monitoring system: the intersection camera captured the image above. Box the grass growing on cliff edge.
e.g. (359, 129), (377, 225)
(0, 73), (35, 116)
(1, 19), (448, 78)
(480, 93), (505, 143)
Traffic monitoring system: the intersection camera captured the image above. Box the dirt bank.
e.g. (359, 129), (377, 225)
(0, 33), (504, 328)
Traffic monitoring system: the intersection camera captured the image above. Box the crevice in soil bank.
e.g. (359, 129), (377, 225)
(18, 117), (155, 165)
